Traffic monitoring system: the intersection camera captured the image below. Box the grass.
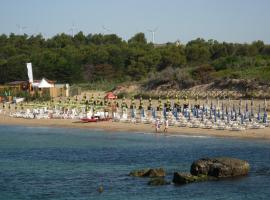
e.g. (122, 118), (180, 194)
(213, 66), (270, 81)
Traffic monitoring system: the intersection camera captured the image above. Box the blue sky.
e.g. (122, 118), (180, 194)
(0, 0), (269, 43)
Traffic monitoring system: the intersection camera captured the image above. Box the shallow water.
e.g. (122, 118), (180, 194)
(0, 125), (270, 200)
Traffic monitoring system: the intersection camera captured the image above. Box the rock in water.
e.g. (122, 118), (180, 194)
(129, 168), (150, 177)
(190, 157), (250, 178)
(97, 185), (104, 193)
(129, 168), (165, 177)
(148, 177), (170, 186)
(172, 173), (209, 185)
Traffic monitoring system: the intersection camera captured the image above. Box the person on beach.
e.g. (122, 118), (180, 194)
(164, 118), (169, 133)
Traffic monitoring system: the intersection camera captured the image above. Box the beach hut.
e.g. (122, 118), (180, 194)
(104, 92), (117, 100)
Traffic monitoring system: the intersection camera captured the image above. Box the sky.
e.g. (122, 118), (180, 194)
(0, 0), (269, 44)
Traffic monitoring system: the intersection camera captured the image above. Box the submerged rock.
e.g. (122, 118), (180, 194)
(190, 157), (250, 178)
(148, 177), (170, 186)
(97, 185), (104, 193)
(172, 173), (209, 185)
(129, 168), (165, 177)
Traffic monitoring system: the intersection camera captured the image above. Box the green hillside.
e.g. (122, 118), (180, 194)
(0, 32), (270, 89)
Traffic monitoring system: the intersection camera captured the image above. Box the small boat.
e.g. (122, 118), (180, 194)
(81, 117), (98, 122)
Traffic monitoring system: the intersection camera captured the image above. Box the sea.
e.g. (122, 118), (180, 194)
(0, 125), (270, 200)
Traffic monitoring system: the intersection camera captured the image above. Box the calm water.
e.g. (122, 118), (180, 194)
(0, 125), (270, 200)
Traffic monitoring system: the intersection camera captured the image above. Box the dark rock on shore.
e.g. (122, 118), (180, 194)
(148, 177), (170, 186)
(129, 168), (165, 177)
(172, 173), (210, 185)
(190, 157), (250, 178)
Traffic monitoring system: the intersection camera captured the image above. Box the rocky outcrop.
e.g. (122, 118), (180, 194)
(129, 168), (165, 178)
(173, 157), (250, 185)
(148, 177), (170, 186)
(190, 157), (250, 178)
(172, 173), (209, 185)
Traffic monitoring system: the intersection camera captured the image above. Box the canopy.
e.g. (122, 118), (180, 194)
(38, 78), (54, 88)
(104, 92), (117, 100)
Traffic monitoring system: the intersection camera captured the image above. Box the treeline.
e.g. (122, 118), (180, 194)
(0, 32), (270, 86)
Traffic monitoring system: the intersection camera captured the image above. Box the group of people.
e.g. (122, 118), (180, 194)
(155, 118), (169, 133)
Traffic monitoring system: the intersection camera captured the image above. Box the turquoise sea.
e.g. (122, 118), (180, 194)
(0, 125), (270, 200)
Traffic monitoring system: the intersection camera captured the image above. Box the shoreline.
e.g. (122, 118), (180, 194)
(1, 114), (270, 140)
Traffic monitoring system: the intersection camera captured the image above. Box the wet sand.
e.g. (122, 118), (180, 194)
(0, 114), (270, 140)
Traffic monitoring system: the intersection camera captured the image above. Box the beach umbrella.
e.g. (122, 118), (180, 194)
(238, 106), (241, 115)
(209, 109), (212, 119)
(257, 104), (261, 121)
(245, 101), (248, 112)
(227, 113), (230, 124)
(152, 108), (156, 119)
(257, 112), (261, 121)
(221, 109), (225, 120)
(241, 114), (244, 124)
(163, 107), (167, 118)
(263, 111), (267, 123)
(201, 112), (204, 121)
(221, 102), (224, 112)
(205, 107), (208, 116)
(251, 105), (254, 117)
(141, 108), (145, 118)
(131, 108), (135, 119)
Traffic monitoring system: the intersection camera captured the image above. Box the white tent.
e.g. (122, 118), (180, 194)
(38, 78), (54, 88)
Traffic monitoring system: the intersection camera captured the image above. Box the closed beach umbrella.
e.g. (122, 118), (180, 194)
(152, 108), (156, 119)
(141, 108), (145, 118)
(131, 108), (135, 119)
(241, 114), (244, 124)
(263, 111), (267, 123)
(163, 107), (167, 118)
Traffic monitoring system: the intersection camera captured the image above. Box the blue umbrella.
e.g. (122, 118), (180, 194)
(241, 114), (244, 124)
(201, 112), (204, 121)
(141, 108), (145, 118)
(217, 109), (220, 118)
(131, 108), (135, 119)
(152, 108), (156, 119)
(163, 107), (167, 118)
(251, 106), (254, 117)
(227, 113), (230, 123)
(263, 111), (267, 123)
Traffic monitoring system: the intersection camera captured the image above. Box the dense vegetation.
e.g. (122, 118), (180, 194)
(0, 32), (270, 89)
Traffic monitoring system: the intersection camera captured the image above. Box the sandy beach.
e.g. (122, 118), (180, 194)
(0, 113), (270, 140)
